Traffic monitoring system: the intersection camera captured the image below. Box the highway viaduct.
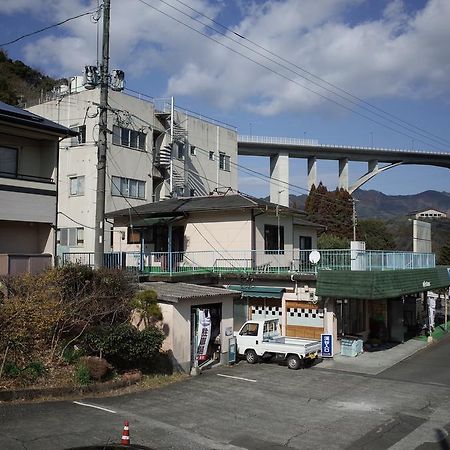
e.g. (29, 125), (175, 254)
(237, 135), (450, 207)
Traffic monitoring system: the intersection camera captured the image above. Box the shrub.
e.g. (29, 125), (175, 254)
(21, 361), (46, 382)
(2, 361), (20, 378)
(82, 324), (165, 371)
(61, 345), (84, 364)
(74, 363), (91, 385)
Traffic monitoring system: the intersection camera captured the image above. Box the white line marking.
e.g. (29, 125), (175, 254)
(217, 374), (257, 383)
(73, 401), (117, 414)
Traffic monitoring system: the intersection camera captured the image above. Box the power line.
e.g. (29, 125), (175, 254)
(0, 7), (102, 47)
(167, 0), (450, 148)
(135, 0), (449, 151)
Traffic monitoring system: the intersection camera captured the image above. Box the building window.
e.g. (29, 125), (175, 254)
(69, 176), (85, 196)
(0, 146), (18, 178)
(111, 176), (145, 199)
(57, 227), (84, 247)
(264, 224), (284, 254)
(190, 145), (196, 156)
(127, 227), (141, 244)
(219, 152), (230, 171)
(299, 236), (312, 250)
(70, 125), (86, 145)
(177, 142), (185, 159)
(112, 125), (146, 150)
(209, 151), (215, 161)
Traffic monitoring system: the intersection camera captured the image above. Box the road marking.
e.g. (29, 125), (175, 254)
(217, 374), (257, 383)
(73, 401), (117, 414)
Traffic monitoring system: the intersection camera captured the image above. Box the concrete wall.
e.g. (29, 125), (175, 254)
(159, 296), (234, 372)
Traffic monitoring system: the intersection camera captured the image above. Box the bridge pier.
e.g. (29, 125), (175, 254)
(339, 158), (349, 190)
(308, 157), (317, 190)
(270, 152), (289, 206)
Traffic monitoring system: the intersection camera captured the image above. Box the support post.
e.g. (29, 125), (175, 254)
(94, 0), (110, 268)
(270, 152), (289, 206)
(307, 156), (317, 191)
(338, 158), (349, 191)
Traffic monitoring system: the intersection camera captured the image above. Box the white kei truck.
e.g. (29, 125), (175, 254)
(235, 318), (321, 370)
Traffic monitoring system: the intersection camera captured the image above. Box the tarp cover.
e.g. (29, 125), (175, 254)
(316, 267), (450, 300)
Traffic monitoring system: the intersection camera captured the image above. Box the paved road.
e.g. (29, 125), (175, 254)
(1, 337), (450, 449)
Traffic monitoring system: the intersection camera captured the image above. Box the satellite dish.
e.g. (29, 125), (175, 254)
(309, 250), (321, 264)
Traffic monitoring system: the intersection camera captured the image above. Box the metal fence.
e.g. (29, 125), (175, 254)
(62, 249), (436, 276)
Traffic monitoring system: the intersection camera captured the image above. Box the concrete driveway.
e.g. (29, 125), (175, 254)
(2, 338), (450, 449)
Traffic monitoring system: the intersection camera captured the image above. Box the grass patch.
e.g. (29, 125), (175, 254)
(137, 372), (188, 389)
(415, 321), (450, 342)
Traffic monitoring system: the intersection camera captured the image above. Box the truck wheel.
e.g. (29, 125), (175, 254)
(287, 355), (301, 370)
(245, 349), (258, 364)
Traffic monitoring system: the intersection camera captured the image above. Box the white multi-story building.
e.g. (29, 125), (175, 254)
(28, 78), (238, 257)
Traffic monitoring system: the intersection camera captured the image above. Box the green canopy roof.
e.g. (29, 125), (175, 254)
(227, 285), (285, 299)
(316, 266), (450, 300)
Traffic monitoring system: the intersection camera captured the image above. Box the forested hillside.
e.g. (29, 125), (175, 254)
(0, 49), (59, 106)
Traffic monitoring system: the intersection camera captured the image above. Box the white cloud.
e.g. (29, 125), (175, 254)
(11, 0), (450, 116)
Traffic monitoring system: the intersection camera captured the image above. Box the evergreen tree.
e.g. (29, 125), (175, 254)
(357, 219), (396, 250)
(438, 241), (450, 265)
(305, 183), (353, 239)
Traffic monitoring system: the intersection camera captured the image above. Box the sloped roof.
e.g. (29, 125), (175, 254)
(0, 101), (77, 137)
(109, 192), (315, 221)
(139, 281), (239, 302)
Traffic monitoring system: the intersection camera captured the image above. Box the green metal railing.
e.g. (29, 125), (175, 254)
(61, 249), (436, 276)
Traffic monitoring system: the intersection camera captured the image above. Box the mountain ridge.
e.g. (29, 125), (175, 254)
(290, 189), (450, 218)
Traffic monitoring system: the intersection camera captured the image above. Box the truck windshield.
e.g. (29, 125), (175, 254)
(239, 323), (258, 336)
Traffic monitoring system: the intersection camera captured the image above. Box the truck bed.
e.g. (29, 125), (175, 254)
(260, 336), (321, 356)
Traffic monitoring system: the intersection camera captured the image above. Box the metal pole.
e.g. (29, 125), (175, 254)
(169, 97), (174, 195)
(352, 199), (357, 241)
(94, 0), (110, 269)
(446, 288), (449, 331)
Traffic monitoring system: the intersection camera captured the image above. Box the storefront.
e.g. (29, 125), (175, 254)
(317, 266), (450, 350)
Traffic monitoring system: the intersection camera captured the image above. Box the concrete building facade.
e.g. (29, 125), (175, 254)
(28, 81), (238, 257)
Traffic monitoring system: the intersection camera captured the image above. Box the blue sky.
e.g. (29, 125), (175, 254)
(1, 0), (449, 198)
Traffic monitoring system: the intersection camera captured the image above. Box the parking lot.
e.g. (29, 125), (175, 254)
(2, 345), (450, 449)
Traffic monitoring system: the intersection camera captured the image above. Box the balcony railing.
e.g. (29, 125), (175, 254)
(61, 249), (436, 276)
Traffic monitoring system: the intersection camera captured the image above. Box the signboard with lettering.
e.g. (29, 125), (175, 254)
(228, 336), (237, 364)
(321, 334), (333, 358)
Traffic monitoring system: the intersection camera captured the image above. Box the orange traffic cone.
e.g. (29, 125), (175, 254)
(121, 420), (130, 446)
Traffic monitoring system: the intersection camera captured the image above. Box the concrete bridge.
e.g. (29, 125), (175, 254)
(237, 135), (450, 206)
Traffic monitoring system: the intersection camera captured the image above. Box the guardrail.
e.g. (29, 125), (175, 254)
(61, 249), (435, 276)
(238, 135), (319, 146)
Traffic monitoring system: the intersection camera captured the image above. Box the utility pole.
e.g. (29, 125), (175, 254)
(94, 0), (110, 268)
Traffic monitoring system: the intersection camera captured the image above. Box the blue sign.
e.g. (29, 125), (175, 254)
(447, 267), (450, 280)
(321, 334), (333, 358)
(228, 336), (237, 364)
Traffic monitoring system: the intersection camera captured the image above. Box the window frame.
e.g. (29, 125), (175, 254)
(127, 226), (141, 244)
(112, 125), (146, 151)
(219, 152), (230, 171)
(111, 176), (146, 200)
(0, 146), (18, 178)
(264, 224), (284, 254)
(69, 175), (85, 196)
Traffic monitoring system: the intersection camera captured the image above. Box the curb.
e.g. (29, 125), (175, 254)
(0, 371), (142, 402)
